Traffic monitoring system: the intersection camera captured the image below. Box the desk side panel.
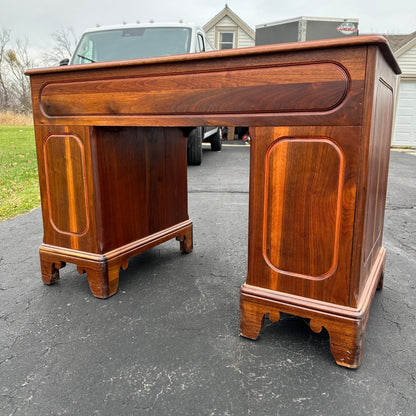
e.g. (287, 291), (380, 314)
(90, 127), (189, 253)
(350, 47), (397, 306)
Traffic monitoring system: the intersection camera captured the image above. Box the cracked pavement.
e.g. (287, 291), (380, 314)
(0, 143), (415, 415)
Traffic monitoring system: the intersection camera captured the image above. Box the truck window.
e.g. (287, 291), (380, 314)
(197, 34), (205, 52)
(71, 27), (192, 64)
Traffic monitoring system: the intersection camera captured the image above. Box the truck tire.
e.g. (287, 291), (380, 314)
(187, 127), (203, 165)
(210, 128), (222, 151)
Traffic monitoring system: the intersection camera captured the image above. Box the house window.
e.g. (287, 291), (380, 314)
(219, 31), (235, 49)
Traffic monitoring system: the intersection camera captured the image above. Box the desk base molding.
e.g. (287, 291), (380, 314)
(40, 220), (193, 298)
(240, 248), (385, 368)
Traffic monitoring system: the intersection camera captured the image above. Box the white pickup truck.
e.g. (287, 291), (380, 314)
(61, 23), (222, 165)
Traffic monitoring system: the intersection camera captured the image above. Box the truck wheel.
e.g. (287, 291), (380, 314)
(187, 127), (203, 165)
(210, 128), (222, 151)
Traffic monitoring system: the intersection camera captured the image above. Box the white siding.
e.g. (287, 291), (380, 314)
(206, 29), (216, 48)
(237, 27), (255, 48)
(397, 44), (416, 75)
(205, 15), (254, 49)
(393, 79), (416, 146)
(217, 16), (236, 27)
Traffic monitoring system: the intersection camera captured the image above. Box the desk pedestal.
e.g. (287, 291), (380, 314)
(240, 77), (393, 368)
(37, 126), (192, 298)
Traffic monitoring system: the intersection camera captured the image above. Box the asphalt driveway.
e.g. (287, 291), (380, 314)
(1, 143), (415, 415)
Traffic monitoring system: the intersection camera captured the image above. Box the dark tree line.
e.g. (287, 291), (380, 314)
(0, 26), (78, 113)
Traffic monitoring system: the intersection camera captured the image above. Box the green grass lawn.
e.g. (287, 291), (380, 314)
(0, 126), (40, 221)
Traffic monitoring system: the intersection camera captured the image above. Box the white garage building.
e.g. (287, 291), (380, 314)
(385, 32), (416, 147)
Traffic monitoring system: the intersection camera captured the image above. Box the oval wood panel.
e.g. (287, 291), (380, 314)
(40, 62), (349, 117)
(43, 134), (89, 236)
(263, 137), (345, 280)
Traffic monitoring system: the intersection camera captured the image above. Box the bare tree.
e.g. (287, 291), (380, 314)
(5, 38), (33, 112)
(0, 27), (11, 109)
(43, 27), (78, 66)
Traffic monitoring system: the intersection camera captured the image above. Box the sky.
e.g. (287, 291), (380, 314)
(1, 0), (415, 62)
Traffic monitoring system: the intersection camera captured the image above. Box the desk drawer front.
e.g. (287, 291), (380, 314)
(40, 63), (348, 118)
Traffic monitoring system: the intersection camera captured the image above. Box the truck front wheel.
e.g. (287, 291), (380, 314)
(210, 128), (222, 151)
(187, 127), (203, 165)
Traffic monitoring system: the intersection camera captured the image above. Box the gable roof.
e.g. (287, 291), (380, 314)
(383, 31), (416, 56)
(361, 31), (416, 56)
(203, 5), (255, 39)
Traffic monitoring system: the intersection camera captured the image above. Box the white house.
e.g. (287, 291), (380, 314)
(384, 32), (416, 147)
(203, 5), (255, 50)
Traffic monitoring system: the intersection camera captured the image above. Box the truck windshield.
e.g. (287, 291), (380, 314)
(71, 27), (192, 64)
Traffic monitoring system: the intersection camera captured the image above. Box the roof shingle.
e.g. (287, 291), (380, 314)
(361, 31), (416, 53)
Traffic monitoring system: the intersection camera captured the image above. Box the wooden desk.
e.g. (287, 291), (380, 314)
(27, 36), (400, 368)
